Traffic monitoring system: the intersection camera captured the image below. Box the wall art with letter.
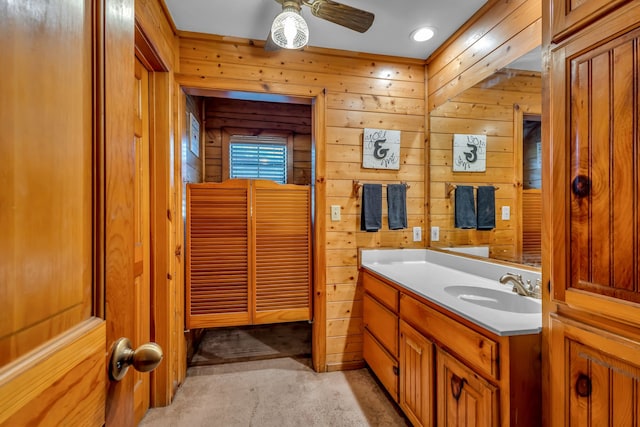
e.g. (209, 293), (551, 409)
(453, 134), (486, 172)
(362, 128), (401, 170)
(189, 112), (200, 157)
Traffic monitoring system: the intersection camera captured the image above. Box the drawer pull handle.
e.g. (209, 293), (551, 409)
(450, 374), (466, 401)
(572, 175), (591, 198)
(575, 374), (592, 398)
(393, 366), (399, 376)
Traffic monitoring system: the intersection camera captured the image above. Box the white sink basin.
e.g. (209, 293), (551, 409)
(444, 285), (541, 314)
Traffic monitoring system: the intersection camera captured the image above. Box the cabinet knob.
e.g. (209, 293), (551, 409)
(450, 374), (466, 401)
(572, 175), (591, 198)
(393, 366), (399, 376)
(575, 373), (592, 398)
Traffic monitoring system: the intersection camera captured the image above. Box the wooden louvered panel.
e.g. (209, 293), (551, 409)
(253, 180), (311, 324)
(522, 189), (542, 266)
(186, 181), (251, 328)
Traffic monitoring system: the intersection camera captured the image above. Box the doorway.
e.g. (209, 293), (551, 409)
(180, 91), (322, 371)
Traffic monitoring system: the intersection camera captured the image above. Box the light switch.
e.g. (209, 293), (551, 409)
(331, 205), (341, 221)
(431, 226), (440, 241)
(413, 227), (422, 242)
(501, 206), (511, 220)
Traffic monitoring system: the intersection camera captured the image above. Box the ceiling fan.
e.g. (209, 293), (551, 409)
(265, 0), (375, 51)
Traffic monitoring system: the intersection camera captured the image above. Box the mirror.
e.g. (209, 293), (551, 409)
(429, 46), (542, 267)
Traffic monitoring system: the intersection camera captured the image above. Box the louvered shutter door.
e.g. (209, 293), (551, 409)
(522, 189), (542, 266)
(186, 181), (252, 328)
(253, 180), (311, 324)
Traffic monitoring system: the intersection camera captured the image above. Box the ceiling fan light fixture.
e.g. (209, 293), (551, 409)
(410, 27), (436, 42)
(271, 5), (309, 49)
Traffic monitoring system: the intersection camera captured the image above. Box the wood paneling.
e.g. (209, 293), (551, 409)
(177, 33), (426, 369)
(184, 95), (204, 184)
(427, 0), (542, 111)
(430, 70), (542, 263)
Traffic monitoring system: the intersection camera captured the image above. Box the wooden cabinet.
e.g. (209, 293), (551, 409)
(361, 270), (540, 426)
(437, 347), (498, 427)
(547, 1), (640, 424)
(362, 272), (400, 401)
(399, 320), (434, 427)
(550, 0), (631, 42)
(549, 316), (640, 426)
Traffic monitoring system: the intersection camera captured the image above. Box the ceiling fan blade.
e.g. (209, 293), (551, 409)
(308, 0), (374, 33)
(264, 30), (281, 52)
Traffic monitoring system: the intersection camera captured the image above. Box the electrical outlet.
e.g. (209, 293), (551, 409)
(331, 205), (341, 221)
(413, 226), (422, 242)
(501, 206), (511, 220)
(431, 226), (440, 241)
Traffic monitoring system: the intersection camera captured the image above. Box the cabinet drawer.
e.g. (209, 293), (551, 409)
(362, 272), (398, 312)
(363, 330), (398, 402)
(400, 294), (498, 380)
(364, 294), (398, 357)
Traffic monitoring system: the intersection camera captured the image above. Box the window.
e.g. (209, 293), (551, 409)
(229, 137), (288, 184)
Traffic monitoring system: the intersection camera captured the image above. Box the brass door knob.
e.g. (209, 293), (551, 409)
(109, 337), (163, 381)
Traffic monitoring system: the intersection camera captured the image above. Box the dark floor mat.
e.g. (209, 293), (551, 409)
(189, 322), (312, 366)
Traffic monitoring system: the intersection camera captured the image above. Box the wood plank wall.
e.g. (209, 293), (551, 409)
(426, 0), (541, 112)
(430, 70), (541, 262)
(177, 34), (426, 370)
(203, 98), (312, 185)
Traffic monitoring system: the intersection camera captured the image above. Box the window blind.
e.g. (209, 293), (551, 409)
(230, 143), (287, 184)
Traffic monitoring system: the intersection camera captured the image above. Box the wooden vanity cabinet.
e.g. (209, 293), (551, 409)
(361, 270), (541, 427)
(362, 272), (399, 401)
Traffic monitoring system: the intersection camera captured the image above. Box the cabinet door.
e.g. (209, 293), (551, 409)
(551, 0), (631, 42)
(399, 320), (434, 427)
(549, 316), (640, 427)
(437, 347), (498, 427)
(551, 11), (640, 323)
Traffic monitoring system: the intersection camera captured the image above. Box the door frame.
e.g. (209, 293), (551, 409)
(179, 82), (328, 373)
(134, 21), (179, 407)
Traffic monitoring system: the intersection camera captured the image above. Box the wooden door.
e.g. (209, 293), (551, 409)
(0, 1), (144, 425)
(549, 316), (640, 427)
(133, 56), (152, 423)
(399, 320), (434, 427)
(437, 347), (498, 427)
(551, 14), (640, 323)
(253, 180), (311, 324)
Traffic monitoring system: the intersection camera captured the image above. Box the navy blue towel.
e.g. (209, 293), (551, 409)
(387, 184), (407, 230)
(360, 184), (382, 232)
(454, 186), (477, 229)
(476, 186), (496, 230)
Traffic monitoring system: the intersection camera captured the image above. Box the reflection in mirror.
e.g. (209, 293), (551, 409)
(429, 46), (542, 267)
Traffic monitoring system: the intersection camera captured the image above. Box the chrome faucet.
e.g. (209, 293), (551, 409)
(499, 273), (531, 297)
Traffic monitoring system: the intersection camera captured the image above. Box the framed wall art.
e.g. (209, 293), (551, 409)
(453, 133), (486, 172)
(362, 128), (401, 170)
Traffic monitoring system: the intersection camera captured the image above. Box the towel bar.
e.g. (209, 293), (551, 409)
(352, 180), (410, 198)
(446, 182), (500, 197)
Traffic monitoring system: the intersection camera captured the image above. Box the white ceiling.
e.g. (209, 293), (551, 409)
(164, 0), (488, 60)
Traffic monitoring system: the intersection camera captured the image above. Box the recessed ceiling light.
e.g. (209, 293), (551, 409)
(411, 27), (435, 42)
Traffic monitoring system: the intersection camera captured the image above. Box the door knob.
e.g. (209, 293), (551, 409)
(109, 337), (163, 381)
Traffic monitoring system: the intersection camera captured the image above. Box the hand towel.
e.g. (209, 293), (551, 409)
(454, 186), (477, 229)
(360, 184), (382, 232)
(476, 186), (496, 230)
(387, 184), (408, 230)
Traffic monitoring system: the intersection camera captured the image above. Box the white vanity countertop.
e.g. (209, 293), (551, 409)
(360, 249), (542, 336)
